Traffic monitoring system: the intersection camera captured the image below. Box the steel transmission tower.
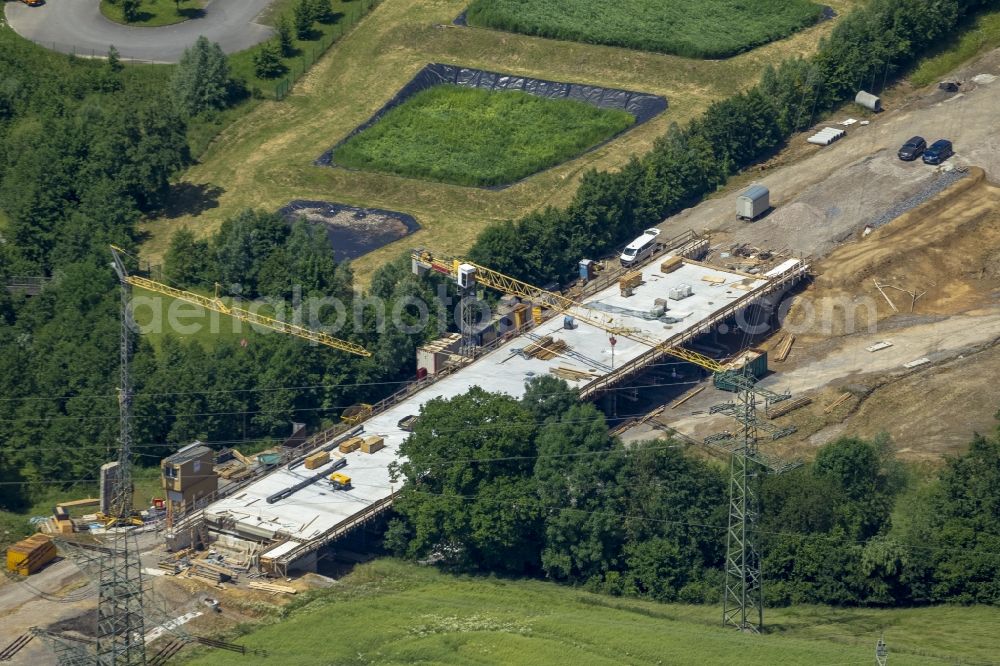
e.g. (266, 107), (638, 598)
(704, 375), (799, 634)
(101, 250), (148, 665)
(875, 634), (888, 665)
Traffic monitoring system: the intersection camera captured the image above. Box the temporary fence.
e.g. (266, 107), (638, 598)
(273, 0), (381, 100)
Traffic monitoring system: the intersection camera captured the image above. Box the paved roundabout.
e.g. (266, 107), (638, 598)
(5, 0), (275, 63)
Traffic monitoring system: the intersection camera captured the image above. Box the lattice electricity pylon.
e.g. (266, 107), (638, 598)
(96, 533), (147, 665)
(875, 634), (888, 666)
(56, 535), (194, 652)
(707, 383), (800, 634)
(93, 251), (147, 665)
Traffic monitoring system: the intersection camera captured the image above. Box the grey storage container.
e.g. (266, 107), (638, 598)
(736, 185), (770, 221)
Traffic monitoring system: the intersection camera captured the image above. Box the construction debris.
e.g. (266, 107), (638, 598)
(824, 392), (853, 413)
(873, 279), (899, 313)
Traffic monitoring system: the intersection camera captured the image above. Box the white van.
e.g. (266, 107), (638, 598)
(619, 228), (661, 268)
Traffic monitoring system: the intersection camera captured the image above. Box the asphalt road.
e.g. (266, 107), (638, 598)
(5, 0), (275, 63)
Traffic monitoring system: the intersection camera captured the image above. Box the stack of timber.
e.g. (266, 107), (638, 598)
(157, 559), (183, 575)
(339, 437), (363, 454)
(248, 581), (297, 595)
(6, 534), (56, 576)
(523, 336), (568, 360)
(774, 334), (795, 361)
(303, 451), (330, 470)
(619, 271), (642, 296)
(549, 365), (600, 381)
(190, 559), (237, 584)
(361, 436), (384, 454)
(660, 256), (683, 273)
(767, 396), (812, 419)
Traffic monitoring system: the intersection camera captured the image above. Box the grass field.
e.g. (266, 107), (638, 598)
(144, 0), (858, 282)
(100, 0), (206, 27)
(181, 558), (1000, 665)
(333, 85), (635, 187)
(465, 0), (825, 59)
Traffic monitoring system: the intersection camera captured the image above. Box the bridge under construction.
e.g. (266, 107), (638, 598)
(175, 240), (809, 576)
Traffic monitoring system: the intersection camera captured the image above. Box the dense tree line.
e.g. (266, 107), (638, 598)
(469, 0), (994, 286)
(0, 37), (189, 507)
(387, 380), (1000, 607)
(0, 33), (438, 510)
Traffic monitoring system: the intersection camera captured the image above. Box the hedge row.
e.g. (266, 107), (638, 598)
(468, 0), (988, 286)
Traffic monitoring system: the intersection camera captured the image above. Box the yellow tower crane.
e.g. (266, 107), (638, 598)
(110, 245), (371, 357)
(410, 249), (785, 401)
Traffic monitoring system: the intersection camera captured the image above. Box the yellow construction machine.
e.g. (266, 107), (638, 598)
(329, 472), (352, 490)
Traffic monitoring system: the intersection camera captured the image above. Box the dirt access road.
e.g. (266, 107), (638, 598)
(626, 48), (1000, 460)
(656, 48), (1000, 257)
(0, 559), (96, 664)
(5, 0), (274, 62)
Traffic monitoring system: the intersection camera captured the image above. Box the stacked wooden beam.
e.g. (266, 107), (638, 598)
(157, 560), (182, 575)
(339, 437), (363, 454)
(522, 336), (568, 360)
(549, 366), (599, 381)
(619, 271), (642, 296)
(190, 560), (236, 584)
(767, 396), (812, 419)
(248, 581), (297, 595)
(774, 334), (795, 362)
(824, 392), (853, 413)
(660, 256), (683, 273)
(670, 385), (705, 409)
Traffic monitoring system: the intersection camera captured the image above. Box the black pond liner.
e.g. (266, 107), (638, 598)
(279, 200), (420, 263)
(315, 62), (668, 189)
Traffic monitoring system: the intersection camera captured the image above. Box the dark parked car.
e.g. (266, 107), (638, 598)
(922, 139), (954, 165)
(897, 136), (926, 161)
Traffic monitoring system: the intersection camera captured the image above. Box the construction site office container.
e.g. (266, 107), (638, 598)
(736, 185), (770, 220)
